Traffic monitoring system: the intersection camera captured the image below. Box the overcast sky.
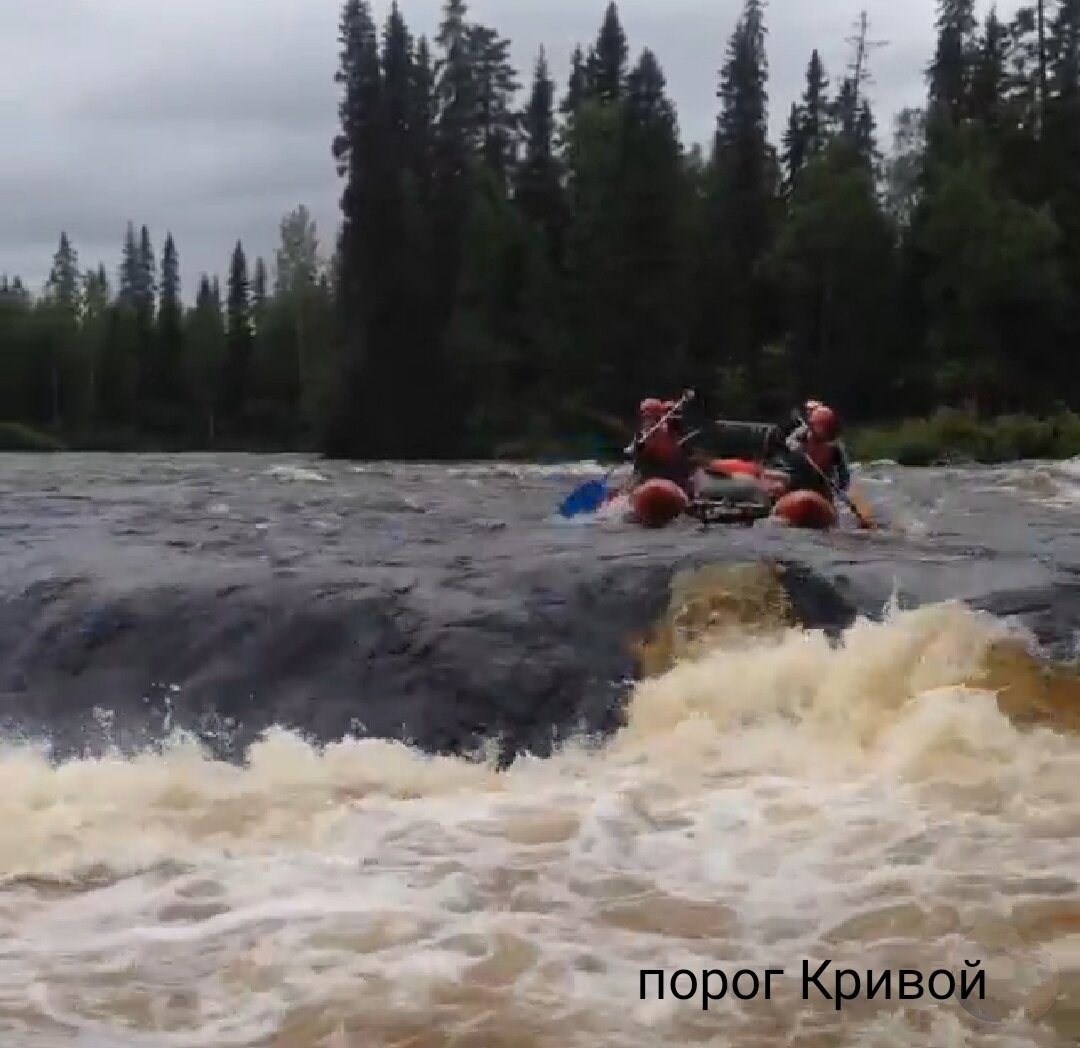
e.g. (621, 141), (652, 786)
(2, 0), (1015, 299)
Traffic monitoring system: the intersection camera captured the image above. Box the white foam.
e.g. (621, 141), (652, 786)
(0, 602), (1074, 1044)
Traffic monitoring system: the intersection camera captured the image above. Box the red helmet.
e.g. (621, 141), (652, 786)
(639, 397), (665, 418)
(809, 404), (838, 439)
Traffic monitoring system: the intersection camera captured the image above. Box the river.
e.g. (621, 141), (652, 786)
(0, 452), (1077, 1046)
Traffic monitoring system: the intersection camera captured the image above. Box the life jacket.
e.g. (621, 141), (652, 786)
(804, 435), (837, 473)
(639, 421), (682, 464)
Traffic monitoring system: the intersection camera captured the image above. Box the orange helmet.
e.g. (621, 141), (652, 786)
(808, 404), (838, 440)
(639, 397), (665, 419)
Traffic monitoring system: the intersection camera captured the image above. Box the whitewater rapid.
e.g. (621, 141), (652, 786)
(1, 598), (1076, 1046)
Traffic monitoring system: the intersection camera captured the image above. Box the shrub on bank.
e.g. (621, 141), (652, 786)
(0, 422), (66, 451)
(850, 408), (1080, 465)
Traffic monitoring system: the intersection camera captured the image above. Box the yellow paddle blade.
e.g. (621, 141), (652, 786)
(846, 485), (874, 529)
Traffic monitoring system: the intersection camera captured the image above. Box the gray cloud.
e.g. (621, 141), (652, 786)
(1, 0), (1018, 298)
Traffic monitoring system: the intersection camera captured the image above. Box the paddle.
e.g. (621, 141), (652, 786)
(781, 412), (873, 529)
(798, 446), (873, 529)
(556, 467), (620, 518)
(557, 390), (695, 517)
(842, 483), (875, 529)
(830, 475), (874, 529)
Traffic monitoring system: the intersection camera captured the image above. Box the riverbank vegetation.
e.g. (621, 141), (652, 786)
(850, 408), (1080, 465)
(2, 0), (1080, 463)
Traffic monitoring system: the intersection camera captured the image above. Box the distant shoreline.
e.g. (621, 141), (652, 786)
(5, 408), (1080, 468)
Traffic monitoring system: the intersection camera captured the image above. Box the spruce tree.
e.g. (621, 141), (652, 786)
(45, 232), (80, 319)
(409, 36), (436, 182)
(704, 0), (780, 400)
(324, 0), (382, 456)
(382, 1), (415, 177)
(186, 275), (225, 441)
(77, 264), (111, 424)
(102, 235), (141, 428)
(42, 232), (81, 425)
(427, 0), (482, 448)
(561, 46), (588, 120)
(157, 232), (183, 407)
(222, 240), (253, 423)
(766, 140), (898, 412)
(132, 225), (157, 408)
(470, 24), (519, 183)
(969, 8), (1008, 129)
(561, 68), (631, 407)
(782, 51), (831, 190)
(252, 257), (268, 311)
(434, 0), (477, 152)
(516, 47), (564, 264)
(781, 103), (806, 189)
(585, 2), (629, 103)
(117, 222), (140, 308)
(137, 225), (156, 315)
(617, 48), (688, 399)
(801, 51), (832, 157)
(833, 80), (879, 167)
(928, 0), (978, 122)
(715, 0), (770, 160)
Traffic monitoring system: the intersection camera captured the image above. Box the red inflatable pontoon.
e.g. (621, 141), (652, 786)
(629, 478), (690, 528)
(772, 489), (837, 530)
(705, 457), (762, 478)
(705, 457), (789, 499)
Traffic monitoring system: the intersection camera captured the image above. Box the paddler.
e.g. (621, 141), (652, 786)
(779, 401), (852, 500)
(625, 393), (696, 496)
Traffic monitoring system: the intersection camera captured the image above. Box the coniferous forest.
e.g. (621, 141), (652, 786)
(4, 0), (1080, 460)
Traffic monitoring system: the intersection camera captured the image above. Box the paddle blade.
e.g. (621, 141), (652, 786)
(846, 486), (874, 529)
(558, 478), (609, 517)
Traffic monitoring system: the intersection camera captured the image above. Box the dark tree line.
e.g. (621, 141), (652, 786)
(4, 0), (1080, 457)
(0, 209), (333, 448)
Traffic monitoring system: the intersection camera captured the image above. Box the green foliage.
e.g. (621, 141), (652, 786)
(4, 0), (1080, 463)
(0, 422), (66, 451)
(851, 408), (1080, 464)
(764, 140), (898, 413)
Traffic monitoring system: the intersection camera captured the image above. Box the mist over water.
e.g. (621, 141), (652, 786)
(0, 453), (1078, 1045)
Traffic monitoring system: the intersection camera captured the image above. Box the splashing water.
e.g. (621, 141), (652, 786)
(0, 602), (1077, 1046)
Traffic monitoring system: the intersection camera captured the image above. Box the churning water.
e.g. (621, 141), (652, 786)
(0, 602), (1077, 1046)
(0, 453), (1078, 1046)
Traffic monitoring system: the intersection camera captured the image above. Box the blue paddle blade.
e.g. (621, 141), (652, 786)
(558, 478), (609, 517)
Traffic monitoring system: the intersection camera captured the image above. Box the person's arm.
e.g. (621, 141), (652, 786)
(785, 421), (809, 451)
(773, 410), (801, 440)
